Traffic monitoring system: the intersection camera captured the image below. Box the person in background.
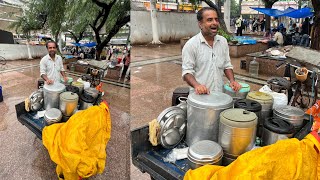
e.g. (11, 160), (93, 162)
(40, 41), (67, 84)
(263, 28), (272, 40)
(260, 18), (266, 32)
(182, 7), (241, 94)
(236, 16), (243, 36)
(267, 28), (284, 47)
(300, 17), (311, 47)
(122, 51), (130, 78)
(292, 26), (301, 45)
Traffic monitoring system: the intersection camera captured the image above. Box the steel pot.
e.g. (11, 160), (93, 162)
(262, 117), (295, 146)
(71, 81), (84, 94)
(79, 93), (95, 110)
(84, 87), (99, 100)
(186, 92), (233, 146)
(246, 91), (273, 137)
(176, 97), (187, 113)
(219, 108), (257, 157)
(29, 89), (44, 111)
(44, 108), (62, 125)
(43, 83), (66, 110)
(187, 140), (223, 169)
(234, 99), (262, 137)
(59, 92), (79, 116)
(157, 106), (186, 149)
(273, 105), (305, 132)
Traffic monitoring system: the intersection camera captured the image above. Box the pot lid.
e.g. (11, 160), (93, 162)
(224, 82), (250, 93)
(188, 140), (223, 163)
(29, 90), (44, 111)
(71, 81), (84, 87)
(66, 85), (80, 94)
(80, 93), (95, 103)
(273, 106), (305, 120)
(60, 77), (73, 83)
(220, 108), (258, 128)
(264, 117), (295, 134)
(187, 92), (233, 109)
(43, 83), (66, 92)
(159, 112), (187, 149)
(246, 91), (273, 103)
(85, 87), (99, 94)
(60, 92), (79, 101)
(234, 99), (262, 112)
(44, 108), (62, 123)
(157, 106), (186, 124)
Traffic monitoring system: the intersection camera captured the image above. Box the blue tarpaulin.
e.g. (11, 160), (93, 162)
(71, 42), (97, 47)
(250, 7), (313, 18)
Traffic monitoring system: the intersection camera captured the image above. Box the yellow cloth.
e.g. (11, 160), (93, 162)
(184, 134), (320, 180)
(42, 102), (111, 180)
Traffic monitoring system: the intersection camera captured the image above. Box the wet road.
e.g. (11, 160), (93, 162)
(0, 59), (130, 179)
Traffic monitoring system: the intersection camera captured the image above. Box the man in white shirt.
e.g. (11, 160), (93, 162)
(267, 28), (284, 47)
(40, 41), (68, 84)
(182, 7), (241, 94)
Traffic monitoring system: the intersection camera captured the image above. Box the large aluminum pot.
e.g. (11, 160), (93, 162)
(262, 117), (295, 146)
(71, 81), (84, 94)
(186, 92), (233, 146)
(59, 92), (79, 116)
(187, 140), (223, 169)
(219, 108), (257, 158)
(246, 91), (273, 137)
(273, 105), (305, 132)
(43, 83), (66, 110)
(79, 93), (95, 110)
(44, 108), (62, 125)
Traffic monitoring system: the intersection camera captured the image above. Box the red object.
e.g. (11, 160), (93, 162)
(117, 57), (122, 64)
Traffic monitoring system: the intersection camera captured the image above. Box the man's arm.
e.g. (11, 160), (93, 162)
(224, 69), (241, 92)
(183, 74), (209, 94)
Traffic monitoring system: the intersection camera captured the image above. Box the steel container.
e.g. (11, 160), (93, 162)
(262, 117), (295, 146)
(71, 81), (84, 94)
(186, 92), (233, 146)
(84, 87), (99, 100)
(43, 83), (66, 110)
(59, 92), (79, 116)
(187, 140), (223, 169)
(273, 105), (305, 132)
(219, 108), (257, 159)
(79, 93), (95, 110)
(224, 82), (250, 102)
(246, 91), (273, 137)
(44, 108), (62, 125)
(234, 99), (262, 137)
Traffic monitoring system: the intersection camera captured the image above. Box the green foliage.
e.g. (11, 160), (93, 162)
(230, 0), (240, 18)
(218, 28), (233, 42)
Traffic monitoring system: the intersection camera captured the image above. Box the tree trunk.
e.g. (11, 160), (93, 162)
(311, 0), (320, 50)
(239, 0), (242, 16)
(264, 2), (273, 30)
(150, 0), (162, 44)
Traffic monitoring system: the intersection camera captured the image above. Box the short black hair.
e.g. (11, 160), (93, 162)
(46, 41), (57, 49)
(197, 7), (218, 21)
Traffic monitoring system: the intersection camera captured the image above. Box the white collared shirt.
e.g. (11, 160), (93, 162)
(40, 54), (65, 83)
(182, 32), (233, 92)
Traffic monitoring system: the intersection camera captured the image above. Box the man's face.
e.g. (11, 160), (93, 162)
(198, 10), (220, 38)
(47, 42), (57, 56)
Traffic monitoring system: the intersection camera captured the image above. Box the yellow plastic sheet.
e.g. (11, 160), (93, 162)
(42, 102), (111, 180)
(184, 134), (320, 180)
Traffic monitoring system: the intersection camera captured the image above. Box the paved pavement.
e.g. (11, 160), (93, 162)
(0, 58), (130, 179)
(130, 43), (271, 179)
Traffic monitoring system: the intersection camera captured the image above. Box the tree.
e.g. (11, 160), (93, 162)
(150, 0), (162, 44)
(90, 0), (130, 59)
(262, 0), (280, 30)
(230, 0), (239, 18)
(310, 0), (320, 50)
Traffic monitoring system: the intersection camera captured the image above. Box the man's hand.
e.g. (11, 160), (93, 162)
(63, 76), (68, 83)
(229, 81), (242, 92)
(194, 84), (210, 95)
(46, 79), (54, 85)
